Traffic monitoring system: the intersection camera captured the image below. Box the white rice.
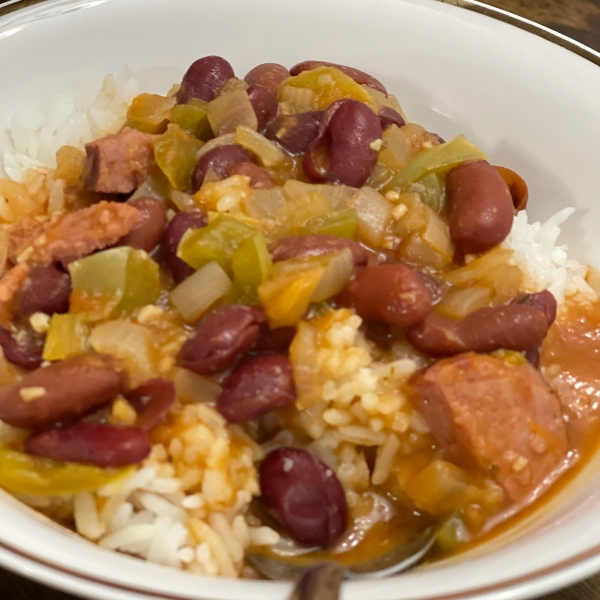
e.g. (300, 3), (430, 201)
(1, 66), (139, 181)
(504, 208), (598, 304)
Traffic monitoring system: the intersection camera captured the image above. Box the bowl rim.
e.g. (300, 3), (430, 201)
(0, 0), (599, 599)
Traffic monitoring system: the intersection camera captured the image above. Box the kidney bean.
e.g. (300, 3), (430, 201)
(178, 305), (266, 375)
(227, 162), (274, 189)
(115, 197), (167, 253)
(125, 378), (176, 430)
(447, 160), (514, 255)
(378, 106), (406, 130)
(244, 63), (290, 94)
(253, 325), (296, 354)
(495, 166), (529, 211)
(405, 304), (550, 357)
(265, 111), (324, 156)
(24, 422), (150, 468)
(259, 447), (348, 548)
(524, 345), (541, 369)
(303, 99), (382, 187)
(430, 133), (446, 144)
(0, 354), (128, 429)
(247, 84), (279, 132)
(217, 354), (296, 423)
(290, 60), (387, 94)
(191, 145), (255, 192)
(163, 209), (208, 284)
(338, 264), (432, 327)
(0, 327), (44, 370)
(15, 265), (71, 319)
(414, 270), (445, 306)
(515, 290), (557, 326)
(176, 56), (235, 105)
(270, 235), (369, 266)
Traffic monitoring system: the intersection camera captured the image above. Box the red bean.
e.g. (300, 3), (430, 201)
(495, 166), (529, 211)
(259, 447), (348, 548)
(338, 264), (432, 327)
(125, 378), (176, 430)
(265, 111), (324, 156)
(447, 160), (514, 255)
(515, 290), (557, 326)
(191, 145), (254, 192)
(0, 327), (44, 370)
(118, 197), (167, 253)
(163, 209), (208, 284)
(303, 99), (382, 187)
(247, 84), (279, 132)
(253, 325), (296, 354)
(405, 304), (550, 357)
(15, 265), (71, 319)
(414, 270), (445, 306)
(244, 63), (290, 94)
(525, 345), (541, 369)
(378, 106), (406, 130)
(269, 235), (369, 266)
(217, 354), (295, 423)
(227, 162), (274, 189)
(178, 305), (266, 375)
(290, 60), (387, 94)
(176, 56), (235, 104)
(24, 422), (150, 468)
(0, 354), (128, 429)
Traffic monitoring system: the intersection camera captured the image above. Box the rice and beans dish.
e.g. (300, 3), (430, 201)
(0, 56), (598, 578)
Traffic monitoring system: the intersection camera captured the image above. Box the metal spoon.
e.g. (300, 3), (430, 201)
(247, 525), (436, 582)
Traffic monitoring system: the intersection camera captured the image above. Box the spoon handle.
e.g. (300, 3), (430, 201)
(289, 563), (344, 600)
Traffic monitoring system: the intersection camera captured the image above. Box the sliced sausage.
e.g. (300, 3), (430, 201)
(405, 304), (550, 357)
(447, 160), (514, 255)
(85, 128), (155, 194)
(269, 235), (368, 266)
(411, 353), (568, 503)
(338, 264), (432, 327)
(0, 354), (128, 429)
(24, 422), (151, 468)
(9, 201), (141, 267)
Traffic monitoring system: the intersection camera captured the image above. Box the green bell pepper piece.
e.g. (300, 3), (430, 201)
(170, 104), (213, 141)
(387, 136), (487, 190)
(299, 208), (358, 239)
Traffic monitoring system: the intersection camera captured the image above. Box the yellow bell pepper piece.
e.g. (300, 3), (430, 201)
(124, 93), (176, 134)
(155, 124), (204, 191)
(43, 314), (89, 361)
(278, 66), (377, 112)
(0, 447), (133, 496)
(259, 267), (324, 328)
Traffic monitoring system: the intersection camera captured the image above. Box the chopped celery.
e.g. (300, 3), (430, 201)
(170, 104), (213, 141)
(231, 231), (273, 303)
(259, 267), (325, 328)
(177, 215), (257, 274)
(387, 136), (487, 191)
(0, 447), (132, 496)
(69, 247), (161, 320)
(43, 314), (89, 361)
(298, 208), (358, 238)
(154, 124), (204, 191)
(124, 93), (176, 134)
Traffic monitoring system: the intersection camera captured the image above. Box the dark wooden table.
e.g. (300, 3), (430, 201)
(0, 0), (600, 598)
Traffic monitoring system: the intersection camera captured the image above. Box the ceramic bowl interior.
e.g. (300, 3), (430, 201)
(0, 0), (600, 599)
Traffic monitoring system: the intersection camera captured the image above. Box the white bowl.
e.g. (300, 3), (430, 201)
(0, 0), (600, 598)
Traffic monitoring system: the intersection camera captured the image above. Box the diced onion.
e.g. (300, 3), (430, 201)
(242, 188), (287, 219)
(207, 89), (258, 137)
(278, 86), (315, 113)
(349, 186), (392, 248)
(173, 367), (222, 404)
(234, 126), (291, 169)
(170, 190), (196, 211)
(282, 180), (356, 209)
(169, 261), (231, 322)
(445, 248), (514, 286)
(436, 287), (492, 319)
(311, 249), (354, 302)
